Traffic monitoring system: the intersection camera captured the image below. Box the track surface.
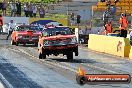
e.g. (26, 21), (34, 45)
(0, 34), (132, 88)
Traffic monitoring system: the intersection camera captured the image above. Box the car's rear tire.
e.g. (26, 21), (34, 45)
(11, 40), (16, 45)
(67, 51), (73, 60)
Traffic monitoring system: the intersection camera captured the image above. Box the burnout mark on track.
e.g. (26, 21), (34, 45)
(0, 56), (42, 88)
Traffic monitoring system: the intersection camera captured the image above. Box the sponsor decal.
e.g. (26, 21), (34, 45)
(76, 67), (131, 85)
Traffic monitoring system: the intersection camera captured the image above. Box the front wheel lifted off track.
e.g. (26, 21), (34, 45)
(66, 51), (73, 61)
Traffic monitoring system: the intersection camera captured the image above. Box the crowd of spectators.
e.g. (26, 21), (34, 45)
(0, 0), (46, 18)
(102, 0), (118, 26)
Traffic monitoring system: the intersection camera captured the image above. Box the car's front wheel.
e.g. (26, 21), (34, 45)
(66, 51), (73, 61)
(39, 52), (46, 59)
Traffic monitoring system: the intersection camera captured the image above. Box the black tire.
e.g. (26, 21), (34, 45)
(76, 75), (86, 85)
(66, 51), (73, 60)
(39, 51), (46, 59)
(11, 40), (16, 45)
(39, 52), (43, 59)
(43, 54), (46, 59)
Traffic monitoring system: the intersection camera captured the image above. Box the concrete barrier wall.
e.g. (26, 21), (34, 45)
(129, 47), (132, 59)
(88, 34), (131, 57)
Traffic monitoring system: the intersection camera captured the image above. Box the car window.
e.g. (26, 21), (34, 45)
(17, 26), (40, 31)
(42, 27), (72, 36)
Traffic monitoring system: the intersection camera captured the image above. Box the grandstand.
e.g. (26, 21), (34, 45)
(92, 0), (132, 16)
(91, 0), (132, 29)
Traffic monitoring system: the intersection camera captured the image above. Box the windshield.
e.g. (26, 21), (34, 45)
(42, 27), (72, 36)
(16, 26), (40, 31)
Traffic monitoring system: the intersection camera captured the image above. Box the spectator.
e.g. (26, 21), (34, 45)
(106, 0), (111, 6)
(70, 13), (75, 26)
(76, 15), (81, 28)
(24, 2), (28, 17)
(0, 14), (3, 34)
(82, 26), (91, 44)
(119, 13), (128, 38)
(10, 1), (16, 17)
(39, 5), (45, 18)
(100, 0), (105, 2)
(130, 31), (132, 45)
(0, 2), (2, 10)
(32, 3), (37, 18)
(79, 28), (84, 44)
(83, 26), (91, 35)
(2, 0), (8, 16)
(111, 5), (116, 15)
(111, 5), (116, 18)
(106, 0), (111, 10)
(103, 10), (110, 26)
(6, 20), (15, 40)
(105, 21), (112, 35)
(28, 2), (33, 17)
(16, 0), (21, 17)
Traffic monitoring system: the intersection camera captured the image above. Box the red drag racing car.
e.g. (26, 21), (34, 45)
(11, 25), (42, 46)
(38, 26), (78, 60)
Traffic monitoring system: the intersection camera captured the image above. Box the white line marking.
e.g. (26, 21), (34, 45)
(0, 73), (13, 88)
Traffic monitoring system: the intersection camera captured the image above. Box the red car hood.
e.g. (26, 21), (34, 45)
(17, 31), (41, 35)
(44, 35), (76, 40)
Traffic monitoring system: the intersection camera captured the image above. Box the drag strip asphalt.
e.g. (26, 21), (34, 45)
(0, 37), (132, 88)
